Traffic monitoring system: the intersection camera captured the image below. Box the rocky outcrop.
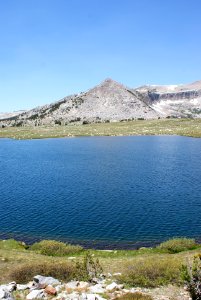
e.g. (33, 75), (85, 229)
(0, 275), (191, 300)
(0, 282), (16, 300)
(135, 81), (201, 118)
(1, 79), (201, 127)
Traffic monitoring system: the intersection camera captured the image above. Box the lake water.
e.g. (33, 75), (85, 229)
(0, 136), (201, 249)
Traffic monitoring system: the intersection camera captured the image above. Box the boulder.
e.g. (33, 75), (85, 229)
(17, 284), (29, 291)
(78, 281), (89, 290)
(66, 281), (79, 290)
(55, 284), (65, 293)
(33, 275), (60, 288)
(0, 283), (16, 300)
(0, 290), (15, 300)
(88, 284), (105, 294)
(0, 290), (5, 299)
(0, 282), (16, 293)
(105, 282), (120, 292)
(27, 282), (34, 289)
(26, 289), (45, 300)
(44, 285), (57, 295)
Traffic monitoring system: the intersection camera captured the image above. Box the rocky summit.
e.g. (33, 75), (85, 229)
(1, 79), (201, 127)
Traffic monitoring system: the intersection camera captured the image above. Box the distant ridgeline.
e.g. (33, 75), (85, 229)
(1, 78), (201, 127)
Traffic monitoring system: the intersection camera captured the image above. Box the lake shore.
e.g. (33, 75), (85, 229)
(0, 238), (200, 299)
(1, 233), (201, 250)
(0, 118), (201, 139)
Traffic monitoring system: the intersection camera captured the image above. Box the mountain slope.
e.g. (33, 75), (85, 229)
(1, 79), (201, 127)
(0, 79), (159, 127)
(134, 80), (201, 118)
(0, 111), (26, 121)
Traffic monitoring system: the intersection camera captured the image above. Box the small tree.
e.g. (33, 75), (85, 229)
(75, 251), (103, 281)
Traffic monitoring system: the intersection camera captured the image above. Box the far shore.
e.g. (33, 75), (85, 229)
(0, 118), (201, 140)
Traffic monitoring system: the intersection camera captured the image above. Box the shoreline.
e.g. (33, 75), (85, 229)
(0, 133), (200, 141)
(1, 233), (201, 251)
(0, 119), (201, 139)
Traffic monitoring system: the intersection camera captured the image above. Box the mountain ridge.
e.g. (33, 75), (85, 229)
(1, 79), (201, 127)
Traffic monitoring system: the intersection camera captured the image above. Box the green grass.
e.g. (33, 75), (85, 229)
(0, 239), (27, 250)
(0, 238), (200, 288)
(0, 118), (201, 139)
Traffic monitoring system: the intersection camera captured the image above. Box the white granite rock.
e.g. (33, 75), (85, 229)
(26, 289), (45, 299)
(78, 282), (89, 289)
(106, 282), (120, 292)
(66, 281), (79, 290)
(0, 290), (6, 299)
(0, 282), (16, 293)
(33, 275), (60, 288)
(17, 284), (29, 291)
(88, 284), (105, 294)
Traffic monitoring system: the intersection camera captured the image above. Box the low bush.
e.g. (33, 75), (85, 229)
(31, 240), (83, 256)
(158, 238), (197, 253)
(8, 261), (76, 283)
(0, 239), (27, 250)
(75, 251), (103, 281)
(114, 293), (153, 300)
(181, 254), (201, 300)
(117, 256), (183, 287)
(8, 252), (103, 283)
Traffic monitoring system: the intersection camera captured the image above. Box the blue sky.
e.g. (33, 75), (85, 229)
(1, 0), (201, 112)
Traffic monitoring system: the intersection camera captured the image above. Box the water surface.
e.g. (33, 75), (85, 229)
(0, 136), (200, 249)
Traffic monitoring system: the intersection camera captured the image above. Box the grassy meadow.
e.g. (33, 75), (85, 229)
(0, 238), (200, 286)
(0, 118), (201, 139)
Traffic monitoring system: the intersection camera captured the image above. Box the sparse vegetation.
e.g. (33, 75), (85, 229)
(117, 255), (183, 287)
(182, 254), (201, 300)
(75, 251), (103, 281)
(5, 249), (103, 283)
(0, 119), (201, 139)
(114, 293), (153, 300)
(8, 261), (76, 283)
(0, 237), (200, 294)
(158, 238), (197, 253)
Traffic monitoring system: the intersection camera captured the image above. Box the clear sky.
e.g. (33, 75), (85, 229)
(1, 0), (201, 112)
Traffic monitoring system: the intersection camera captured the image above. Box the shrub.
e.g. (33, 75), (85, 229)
(158, 238), (197, 253)
(8, 261), (76, 283)
(8, 252), (103, 283)
(75, 251), (103, 281)
(181, 254), (201, 300)
(0, 239), (27, 250)
(30, 240), (83, 256)
(117, 256), (182, 287)
(114, 293), (153, 300)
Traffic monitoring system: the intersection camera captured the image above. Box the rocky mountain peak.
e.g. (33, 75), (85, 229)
(0, 79), (201, 128)
(95, 78), (127, 90)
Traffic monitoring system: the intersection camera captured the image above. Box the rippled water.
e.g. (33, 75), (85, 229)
(0, 136), (201, 249)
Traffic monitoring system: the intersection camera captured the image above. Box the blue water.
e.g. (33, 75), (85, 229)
(0, 136), (201, 249)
